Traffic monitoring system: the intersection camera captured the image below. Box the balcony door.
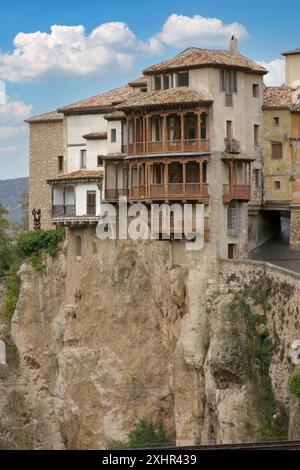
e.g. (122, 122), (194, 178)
(87, 191), (96, 215)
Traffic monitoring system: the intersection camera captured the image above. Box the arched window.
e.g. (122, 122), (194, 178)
(75, 235), (82, 261)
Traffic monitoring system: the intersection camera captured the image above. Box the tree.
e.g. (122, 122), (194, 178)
(0, 203), (12, 277)
(18, 192), (29, 231)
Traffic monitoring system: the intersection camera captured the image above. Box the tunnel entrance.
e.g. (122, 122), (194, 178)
(249, 210), (300, 273)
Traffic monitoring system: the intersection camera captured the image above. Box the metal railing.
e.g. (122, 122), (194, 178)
(52, 205), (75, 216)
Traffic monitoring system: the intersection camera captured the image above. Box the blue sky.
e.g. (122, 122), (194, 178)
(0, 0), (299, 179)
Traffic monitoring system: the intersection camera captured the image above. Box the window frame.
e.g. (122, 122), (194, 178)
(271, 141), (283, 160)
(111, 128), (117, 143)
(177, 71), (189, 87)
(252, 84), (259, 98)
(80, 149), (86, 169)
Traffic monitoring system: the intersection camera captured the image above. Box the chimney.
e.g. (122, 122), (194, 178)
(230, 35), (238, 55)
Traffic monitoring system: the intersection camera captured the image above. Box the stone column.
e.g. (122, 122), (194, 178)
(290, 207), (300, 250)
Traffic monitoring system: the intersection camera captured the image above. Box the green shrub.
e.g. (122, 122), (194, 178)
(17, 227), (65, 270)
(106, 418), (174, 450)
(289, 369), (300, 399)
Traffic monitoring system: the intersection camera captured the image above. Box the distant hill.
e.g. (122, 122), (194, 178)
(0, 177), (28, 224)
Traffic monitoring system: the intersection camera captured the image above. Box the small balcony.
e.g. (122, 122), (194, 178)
(223, 184), (251, 204)
(225, 139), (241, 154)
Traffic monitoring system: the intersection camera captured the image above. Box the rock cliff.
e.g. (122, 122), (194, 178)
(0, 236), (300, 449)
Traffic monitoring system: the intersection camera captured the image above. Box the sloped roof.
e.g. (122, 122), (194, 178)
(143, 47), (267, 75)
(103, 111), (126, 120)
(128, 76), (148, 88)
(282, 48), (300, 56)
(117, 87), (212, 112)
(263, 86), (300, 112)
(25, 110), (63, 123)
(47, 170), (103, 184)
(57, 86), (134, 114)
(82, 132), (107, 140)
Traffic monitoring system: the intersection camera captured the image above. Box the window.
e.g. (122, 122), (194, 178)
(252, 84), (259, 98)
(228, 204), (240, 236)
(80, 149), (86, 168)
(200, 114), (207, 140)
(75, 235), (82, 261)
(97, 155), (103, 167)
(220, 70), (237, 93)
(254, 125), (259, 146)
(274, 180), (281, 190)
(184, 114), (196, 140)
(152, 116), (161, 141)
(273, 117), (280, 127)
(163, 74), (171, 90)
(154, 75), (161, 90)
(87, 191), (96, 215)
(111, 128), (117, 143)
(228, 243), (236, 259)
(271, 142), (282, 159)
(177, 71), (189, 87)
(226, 120), (233, 140)
(58, 155), (63, 171)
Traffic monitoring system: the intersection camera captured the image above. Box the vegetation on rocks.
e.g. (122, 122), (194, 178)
(17, 227), (65, 271)
(289, 369), (300, 399)
(106, 418), (174, 450)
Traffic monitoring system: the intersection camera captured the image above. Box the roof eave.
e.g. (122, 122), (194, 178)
(143, 63), (267, 76)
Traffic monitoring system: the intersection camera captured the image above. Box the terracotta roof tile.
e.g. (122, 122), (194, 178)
(128, 76), (148, 88)
(143, 47), (267, 75)
(25, 110), (63, 123)
(117, 87), (212, 112)
(103, 111), (126, 120)
(263, 86), (300, 112)
(47, 170), (103, 184)
(82, 132), (107, 140)
(57, 86), (135, 114)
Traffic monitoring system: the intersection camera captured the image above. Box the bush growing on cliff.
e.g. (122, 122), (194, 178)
(289, 369), (300, 399)
(106, 418), (174, 450)
(17, 227), (65, 270)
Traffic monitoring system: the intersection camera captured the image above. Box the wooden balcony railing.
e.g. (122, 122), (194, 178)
(126, 139), (210, 155)
(52, 205), (75, 216)
(223, 184), (251, 203)
(105, 184), (209, 202)
(105, 188), (129, 201)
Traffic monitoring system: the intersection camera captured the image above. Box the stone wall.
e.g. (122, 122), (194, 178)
(29, 120), (63, 230)
(290, 208), (300, 249)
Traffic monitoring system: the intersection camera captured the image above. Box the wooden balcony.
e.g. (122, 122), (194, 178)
(130, 183), (209, 202)
(127, 139), (210, 155)
(223, 184), (251, 204)
(105, 188), (129, 201)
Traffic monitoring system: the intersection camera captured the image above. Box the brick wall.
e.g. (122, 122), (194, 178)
(29, 120), (64, 230)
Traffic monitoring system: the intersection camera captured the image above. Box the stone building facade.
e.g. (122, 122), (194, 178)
(263, 48), (300, 248)
(26, 111), (64, 230)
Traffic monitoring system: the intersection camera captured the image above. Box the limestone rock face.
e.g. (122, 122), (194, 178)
(1, 236), (300, 448)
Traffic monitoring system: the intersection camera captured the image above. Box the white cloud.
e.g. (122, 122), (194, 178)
(256, 58), (285, 86)
(157, 14), (249, 48)
(0, 146), (16, 153)
(0, 23), (162, 82)
(0, 15), (250, 82)
(0, 97), (32, 126)
(0, 126), (26, 139)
